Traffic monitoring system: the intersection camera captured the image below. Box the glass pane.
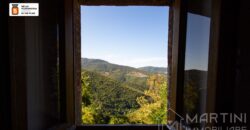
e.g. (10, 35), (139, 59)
(183, 13), (211, 127)
(81, 6), (169, 125)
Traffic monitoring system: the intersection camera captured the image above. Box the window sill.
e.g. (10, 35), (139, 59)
(76, 124), (169, 130)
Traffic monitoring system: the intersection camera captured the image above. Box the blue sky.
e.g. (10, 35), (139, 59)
(81, 6), (169, 68)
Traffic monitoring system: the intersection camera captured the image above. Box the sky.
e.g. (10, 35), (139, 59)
(81, 6), (169, 68)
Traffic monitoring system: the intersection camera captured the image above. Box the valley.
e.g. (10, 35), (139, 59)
(81, 58), (168, 124)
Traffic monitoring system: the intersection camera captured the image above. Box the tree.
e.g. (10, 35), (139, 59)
(127, 74), (167, 124)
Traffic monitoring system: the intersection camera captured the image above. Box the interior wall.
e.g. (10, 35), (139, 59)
(26, 0), (60, 129)
(0, 0), (11, 129)
(215, 0), (250, 128)
(8, 0), (61, 129)
(234, 0), (250, 121)
(215, 0), (238, 114)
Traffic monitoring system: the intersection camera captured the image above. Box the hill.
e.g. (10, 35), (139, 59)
(82, 58), (151, 90)
(138, 66), (167, 74)
(81, 58), (207, 124)
(81, 69), (145, 124)
(81, 69), (167, 124)
(81, 58), (140, 73)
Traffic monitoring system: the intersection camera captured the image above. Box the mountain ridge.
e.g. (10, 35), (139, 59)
(138, 66), (167, 74)
(81, 58), (167, 74)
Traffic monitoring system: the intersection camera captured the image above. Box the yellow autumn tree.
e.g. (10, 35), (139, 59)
(127, 74), (168, 124)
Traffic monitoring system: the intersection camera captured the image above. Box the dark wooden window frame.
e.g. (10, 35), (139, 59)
(60, 0), (219, 129)
(169, 0), (221, 128)
(76, 1), (175, 129)
(77, 1), (173, 129)
(73, 0), (174, 129)
(168, 0), (221, 128)
(60, 0), (181, 129)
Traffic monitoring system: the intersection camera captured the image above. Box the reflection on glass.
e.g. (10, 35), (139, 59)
(183, 13), (211, 127)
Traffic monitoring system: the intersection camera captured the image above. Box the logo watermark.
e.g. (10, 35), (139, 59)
(9, 3), (39, 16)
(156, 108), (247, 130)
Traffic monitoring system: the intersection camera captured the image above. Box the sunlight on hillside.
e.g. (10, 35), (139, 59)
(81, 6), (169, 124)
(81, 60), (168, 124)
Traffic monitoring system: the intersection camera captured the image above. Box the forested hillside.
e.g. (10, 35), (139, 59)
(81, 58), (168, 124)
(81, 58), (150, 91)
(81, 58), (207, 124)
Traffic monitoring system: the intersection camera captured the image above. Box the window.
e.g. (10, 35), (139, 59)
(61, 0), (218, 129)
(81, 6), (169, 125)
(183, 13), (211, 128)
